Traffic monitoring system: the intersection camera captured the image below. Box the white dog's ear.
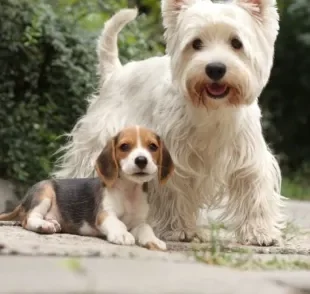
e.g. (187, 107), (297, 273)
(161, 0), (202, 30)
(162, 0), (208, 53)
(235, 0), (278, 23)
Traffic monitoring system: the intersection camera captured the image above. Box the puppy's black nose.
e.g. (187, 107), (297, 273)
(205, 62), (226, 81)
(135, 156), (148, 169)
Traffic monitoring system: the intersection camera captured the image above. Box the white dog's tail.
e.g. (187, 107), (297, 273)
(97, 8), (138, 80)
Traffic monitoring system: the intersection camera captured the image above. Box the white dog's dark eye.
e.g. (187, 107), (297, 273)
(231, 38), (243, 50)
(192, 38), (203, 50)
(148, 143), (158, 152)
(119, 143), (131, 152)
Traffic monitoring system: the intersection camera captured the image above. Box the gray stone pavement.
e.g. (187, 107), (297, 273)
(0, 199), (310, 293)
(1, 257), (310, 294)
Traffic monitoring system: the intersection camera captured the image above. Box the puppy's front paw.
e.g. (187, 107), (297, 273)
(144, 237), (167, 251)
(107, 230), (135, 246)
(131, 223), (167, 251)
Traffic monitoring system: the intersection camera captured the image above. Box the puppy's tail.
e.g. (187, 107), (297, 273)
(97, 8), (138, 80)
(0, 204), (22, 221)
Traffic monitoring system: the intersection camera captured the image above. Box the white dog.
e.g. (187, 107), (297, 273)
(54, 0), (286, 246)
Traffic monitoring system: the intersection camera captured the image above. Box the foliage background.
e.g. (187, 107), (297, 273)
(0, 0), (309, 199)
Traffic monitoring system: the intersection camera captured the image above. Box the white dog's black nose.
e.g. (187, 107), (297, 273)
(206, 62), (226, 81)
(135, 156), (148, 169)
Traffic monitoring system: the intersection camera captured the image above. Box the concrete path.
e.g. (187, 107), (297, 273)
(1, 257), (310, 294)
(0, 200), (310, 293)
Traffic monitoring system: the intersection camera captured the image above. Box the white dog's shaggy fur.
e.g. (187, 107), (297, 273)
(54, 0), (286, 246)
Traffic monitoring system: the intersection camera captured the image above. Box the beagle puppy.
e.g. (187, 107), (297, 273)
(0, 126), (174, 250)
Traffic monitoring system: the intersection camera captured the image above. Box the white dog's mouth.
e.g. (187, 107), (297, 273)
(206, 83), (230, 99)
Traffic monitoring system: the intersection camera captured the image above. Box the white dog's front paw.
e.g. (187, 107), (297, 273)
(161, 227), (209, 243)
(107, 230), (135, 246)
(237, 226), (282, 247)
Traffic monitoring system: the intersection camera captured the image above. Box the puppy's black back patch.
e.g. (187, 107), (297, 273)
(52, 178), (103, 227)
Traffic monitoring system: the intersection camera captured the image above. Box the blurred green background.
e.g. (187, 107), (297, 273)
(0, 0), (309, 200)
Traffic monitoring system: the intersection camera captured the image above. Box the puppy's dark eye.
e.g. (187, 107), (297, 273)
(192, 38), (203, 50)
(119, 143), (130, 152)
(148, 143), (158, 152)
(231, 37), (243, 50)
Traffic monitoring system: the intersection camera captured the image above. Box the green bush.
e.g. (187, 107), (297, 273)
(0, 0), (98, 184)
(0, 0), (164, 186)
(261, 0), (310, 176)
(47, 0), (165, 63)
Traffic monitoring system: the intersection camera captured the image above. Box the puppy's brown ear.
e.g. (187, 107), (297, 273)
(158, 138), (174, 185)
(95, 137), (118, 188)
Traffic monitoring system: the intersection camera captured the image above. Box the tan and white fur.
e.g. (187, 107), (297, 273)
(0, 126), (174, 250)
(54, 0), (286, 246)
